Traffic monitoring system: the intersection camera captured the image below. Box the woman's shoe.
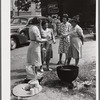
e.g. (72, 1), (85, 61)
(40, 69), (44, 73)
(47, 68), (52, 71)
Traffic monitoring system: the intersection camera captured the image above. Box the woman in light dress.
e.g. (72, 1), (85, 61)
(26, 17), (48, 81)
(40, 20), (56, 72)
(65, 16), (84, 66)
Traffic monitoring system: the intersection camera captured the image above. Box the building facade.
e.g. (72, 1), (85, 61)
(10, 0), (41, 17)
(41, 0), (96, 27)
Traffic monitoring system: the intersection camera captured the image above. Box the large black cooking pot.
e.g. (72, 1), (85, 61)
(57, 65), (79, 83)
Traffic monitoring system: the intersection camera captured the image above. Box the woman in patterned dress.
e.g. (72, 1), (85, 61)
(57, 14), (71, 64)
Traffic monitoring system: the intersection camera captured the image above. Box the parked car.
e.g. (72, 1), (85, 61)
(19, 16), (49, 40)
(11, 15), (48, 50)
(11, 32), (27, 50)
(83, 24), (96, 40)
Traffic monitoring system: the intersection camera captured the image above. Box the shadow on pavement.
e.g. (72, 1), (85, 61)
(11, 74), (26, 80)
(11, 69), (26, 73)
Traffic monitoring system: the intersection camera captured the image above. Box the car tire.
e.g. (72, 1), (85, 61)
(11, 37), (18, 50)
(20, 31), (29, 40)
(20, 31), (26, 36)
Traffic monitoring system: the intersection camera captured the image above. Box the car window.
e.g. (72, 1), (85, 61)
(27, 19), (33, 25)
(40, 19), (49, 24)
(11, 18), (28, 25)
(20, 18), (28, 25)
(27, 17), (49, 25)
(12, 18), (21, 24)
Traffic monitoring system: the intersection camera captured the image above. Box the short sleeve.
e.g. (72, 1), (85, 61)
(40, 29), (46, 38)
(68, 23), (71, 32)
(29, 26), (41, 40)
(76, 26), (84, 37)
(32, 26), (41, 38)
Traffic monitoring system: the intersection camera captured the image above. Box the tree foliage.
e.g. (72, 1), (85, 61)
(32, 0), (40, 3)
(15, 0), (31, 11)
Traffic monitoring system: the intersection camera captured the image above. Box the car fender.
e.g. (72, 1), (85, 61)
(11, 33), (28, 44)
(20, 27), (30, 40)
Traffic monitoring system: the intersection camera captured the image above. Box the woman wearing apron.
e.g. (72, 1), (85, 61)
(66, 16), (84, 66)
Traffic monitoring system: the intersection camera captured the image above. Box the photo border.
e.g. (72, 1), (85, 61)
(1, 0), (98, 100)
(1, 0), (10, 100)
(96, 0), (99, 99)
(98, 0), (100, 99)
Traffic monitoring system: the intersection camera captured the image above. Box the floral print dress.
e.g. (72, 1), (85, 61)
(58, 22), (71, 54)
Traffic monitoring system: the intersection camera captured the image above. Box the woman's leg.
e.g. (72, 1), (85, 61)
(41, 45), (45, 65)
(75, 58), (79, 66)
(46, 59), (50, 69)
(64, 53), (69, 65)
(57, 38), (63, 64)
(67, 57), (71, 65)
(40, 64), (44, 72)
(46, 44), (52, 70)
(64, 54), (67, 65)
(26, 65), (37, 81)
(46, 58), (52, 71)
(59, 53), (62, 62)
(34, 66), (38, 74)
(40, 44), (46, 72)
(57, 53), (63, 64)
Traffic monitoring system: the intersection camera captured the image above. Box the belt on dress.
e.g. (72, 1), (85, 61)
(30, 40), (40, 44)
(30, 40), (36, 41)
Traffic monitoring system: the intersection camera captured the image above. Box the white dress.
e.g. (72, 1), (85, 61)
(27, 25), (42, 67)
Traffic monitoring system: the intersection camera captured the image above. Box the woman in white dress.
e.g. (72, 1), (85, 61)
(26, 17), (48, 81)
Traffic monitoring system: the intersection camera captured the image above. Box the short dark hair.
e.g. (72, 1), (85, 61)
(41, 20), (48, 27)
(63, 13), (69, 21)
(52, 16), (56, 19)
(31, 17), (40, 25)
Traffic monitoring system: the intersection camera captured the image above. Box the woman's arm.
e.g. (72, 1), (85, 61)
(77, 27), (84, 44)
(36, 36), (47, 43)
(32, 26), (48, 43)
(39, 23), (47, 38)
(61, 30), (76, 37)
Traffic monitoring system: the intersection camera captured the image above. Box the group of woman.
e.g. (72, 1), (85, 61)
(26, 13), (84, 81)
(57, 14), (84, 66)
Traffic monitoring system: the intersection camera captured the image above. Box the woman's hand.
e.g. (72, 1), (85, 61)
(53, 40), (56, 44)
(46, 35), (51, 41)
(61, 33), (69, 38)
(80, 36), (84, 45)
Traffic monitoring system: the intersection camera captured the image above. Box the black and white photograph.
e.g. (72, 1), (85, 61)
(2, 0), (98, 99)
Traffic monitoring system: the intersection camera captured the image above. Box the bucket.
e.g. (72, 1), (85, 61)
(57, 65), (79, 83)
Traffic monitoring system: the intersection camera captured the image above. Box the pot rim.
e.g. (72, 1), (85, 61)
(57, 65), (79, 70)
